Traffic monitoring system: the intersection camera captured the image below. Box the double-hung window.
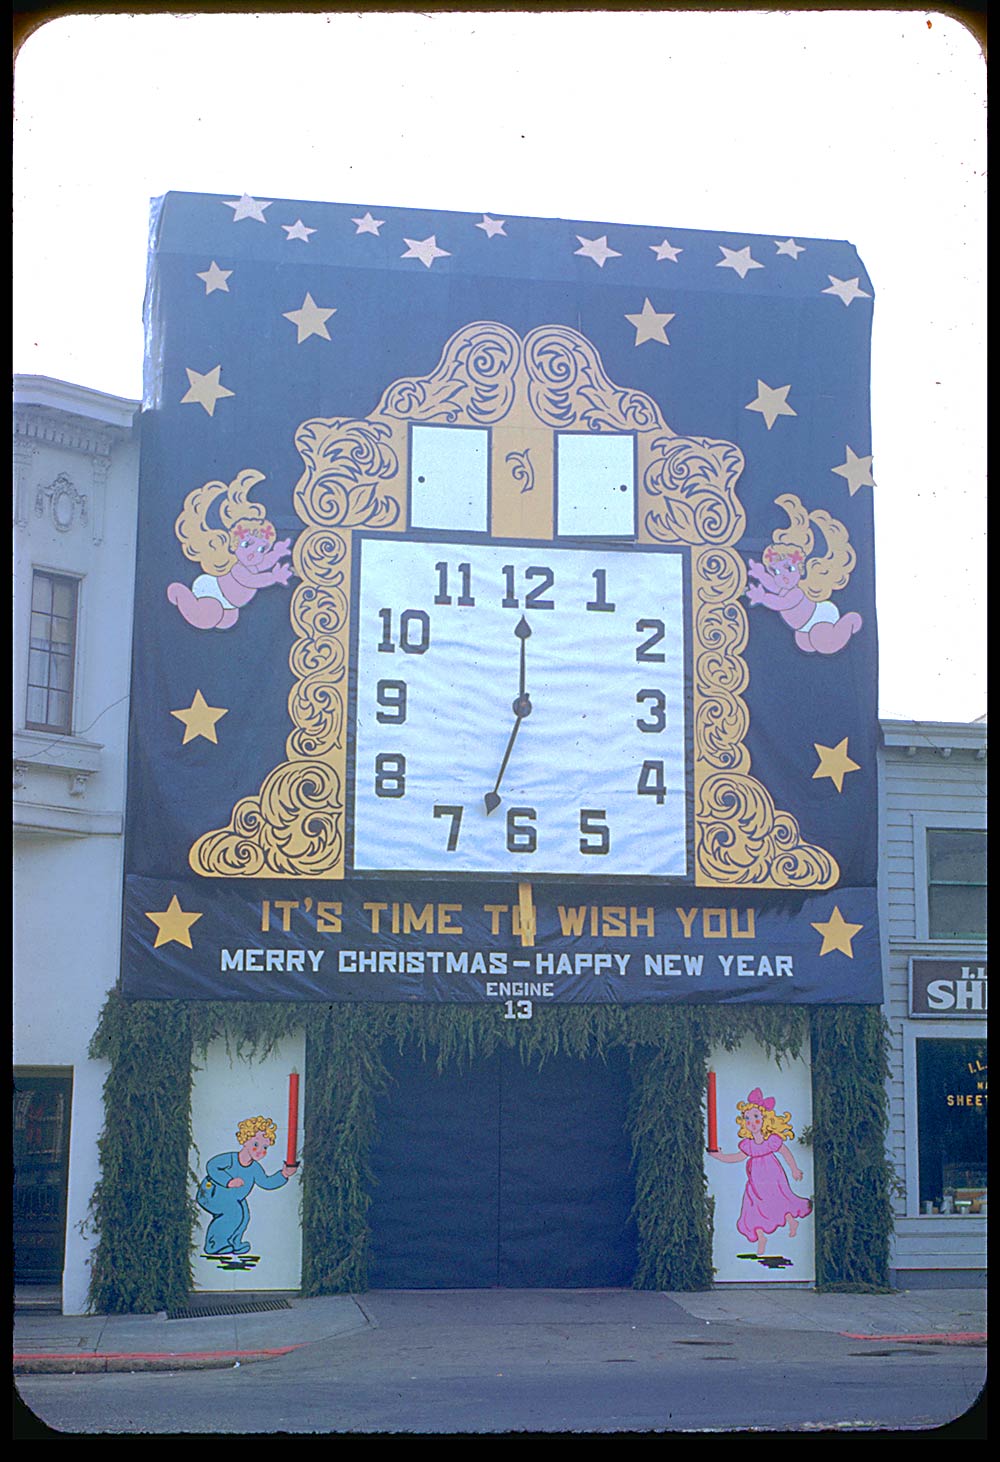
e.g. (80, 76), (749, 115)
(926, 828), (987, 940)
(25, 570), (79, 734)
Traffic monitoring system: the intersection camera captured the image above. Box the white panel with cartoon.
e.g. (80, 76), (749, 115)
(189, 1034), (305, 1292)
(705, 1038), (815, 1283)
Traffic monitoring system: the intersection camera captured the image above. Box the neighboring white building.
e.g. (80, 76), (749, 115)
(13, 375), (140, 1315)
(880, 718), (988, 1284)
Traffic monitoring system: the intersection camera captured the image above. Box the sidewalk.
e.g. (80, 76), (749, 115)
(14, 1285), (986, 1375)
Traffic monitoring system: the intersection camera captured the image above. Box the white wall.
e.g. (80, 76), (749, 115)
(13, 375), (139, 1314)
(879, 721), (987, 1274)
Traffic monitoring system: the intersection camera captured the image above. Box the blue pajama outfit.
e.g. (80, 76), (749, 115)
(197, 1152), (288, 1255)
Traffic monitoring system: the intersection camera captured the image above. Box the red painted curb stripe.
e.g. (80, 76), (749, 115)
(839, 1332), (986, 1344)
(14, 1346), (301, 1361)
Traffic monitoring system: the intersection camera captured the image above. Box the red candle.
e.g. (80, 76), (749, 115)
(707, 1070), (718, 1152)
(286, 1071), (299, 1166)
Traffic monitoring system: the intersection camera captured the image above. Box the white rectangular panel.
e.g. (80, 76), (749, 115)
(556, 432), (635, 538)
(410, 425), (489, 532)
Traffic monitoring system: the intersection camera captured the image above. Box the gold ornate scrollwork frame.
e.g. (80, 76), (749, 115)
(189, 319), (838, 888)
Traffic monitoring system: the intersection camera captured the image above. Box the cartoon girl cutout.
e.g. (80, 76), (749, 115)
(708, 1087), (812, 1257)
(746, 492), (862, 654)
(196, 1114), (299, 1257)
(167, 469), (293, 630)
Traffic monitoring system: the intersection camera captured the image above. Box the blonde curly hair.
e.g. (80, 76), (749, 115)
(236, 1115), (277, 1146)
(735, 1102), (795, 1143)
(764, 492), (856, 603)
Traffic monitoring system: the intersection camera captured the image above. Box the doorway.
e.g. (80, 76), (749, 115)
(14, 1069), (73, 1285)
(368, 1046), (638, 1287)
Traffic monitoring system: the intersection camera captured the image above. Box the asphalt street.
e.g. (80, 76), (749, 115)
(14, 1286), (987, 1436)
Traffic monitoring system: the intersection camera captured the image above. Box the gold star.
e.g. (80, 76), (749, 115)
(813, 737), (861, 793)
(745, 379), (797, 430)
(625, 297), (675, 347)
(145, 895), (203, 950)
(170, 689), (228, 745)
(811, 906), (864, 958)
(196, 261), (232, 294)
(832, 445), (875, 496)
(282, 292), (336, 344)
(181, 365), (235, 416)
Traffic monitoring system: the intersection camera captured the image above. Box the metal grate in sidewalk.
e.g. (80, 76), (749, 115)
(166, 1297), (293, 1321)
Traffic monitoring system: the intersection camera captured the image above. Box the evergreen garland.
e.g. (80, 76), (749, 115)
(810, 1006), (893, 1291)
(85, 994), (891, 1311)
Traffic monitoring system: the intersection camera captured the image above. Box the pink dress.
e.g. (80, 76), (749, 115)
(736, 1134), (811, 1240)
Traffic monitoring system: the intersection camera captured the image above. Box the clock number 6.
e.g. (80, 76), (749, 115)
(374, 753), (406, 798)
(506, 806), (537, 853)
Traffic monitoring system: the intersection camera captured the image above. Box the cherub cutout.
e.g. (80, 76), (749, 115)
(746, 493), (862, 654)
(167, 469), (293, 630)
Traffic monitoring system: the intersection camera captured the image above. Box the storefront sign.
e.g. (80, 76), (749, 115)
(910, 958), (988, 1017)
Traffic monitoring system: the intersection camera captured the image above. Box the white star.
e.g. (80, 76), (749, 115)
(650, 239), (682, 262)
(223, 193), (272, 223)
(401, 236), (450, 268)
(476, 214), (507, 238)
(196, 261), (232, 294)
(745, 380), (797, 431)
(181, 365), (235, 416)
(823, 275), (872, 306)
(775, 238), (805, 259)
(717, 245), (764, 279)
(282, 292), (337, 344)
(625, 298), (675, 347)
(574, 235), (622, 268)
(282, 219), (316, 242)
(352, 211), (384, 235)
(832, 446), (875, 496)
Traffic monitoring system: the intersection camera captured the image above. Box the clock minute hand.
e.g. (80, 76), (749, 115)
(484, 714), (523, 814)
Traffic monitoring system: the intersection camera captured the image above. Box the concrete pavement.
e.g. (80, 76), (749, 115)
(13, 1285), (986, 1375)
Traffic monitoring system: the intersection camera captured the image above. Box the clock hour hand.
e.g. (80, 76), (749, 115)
(485, 619), (533, 814)
(515, 615), (531, 708)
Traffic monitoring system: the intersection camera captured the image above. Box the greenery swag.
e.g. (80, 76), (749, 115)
(87, 997), (892, 1312)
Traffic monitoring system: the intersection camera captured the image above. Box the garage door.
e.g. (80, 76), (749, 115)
(368, 1045), (638, 1288)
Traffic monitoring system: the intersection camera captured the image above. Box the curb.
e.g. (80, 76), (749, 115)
(14, 1345), (301, 1375)
(839, 1332), (987, 1347)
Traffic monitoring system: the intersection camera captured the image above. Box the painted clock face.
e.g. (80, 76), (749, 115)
(349, 532), (691, 879)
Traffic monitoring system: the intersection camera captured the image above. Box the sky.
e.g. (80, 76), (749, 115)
(12, 8), (986, 724)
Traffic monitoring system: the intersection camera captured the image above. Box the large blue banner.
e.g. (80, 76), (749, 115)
(123, 191), (881, 1005)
